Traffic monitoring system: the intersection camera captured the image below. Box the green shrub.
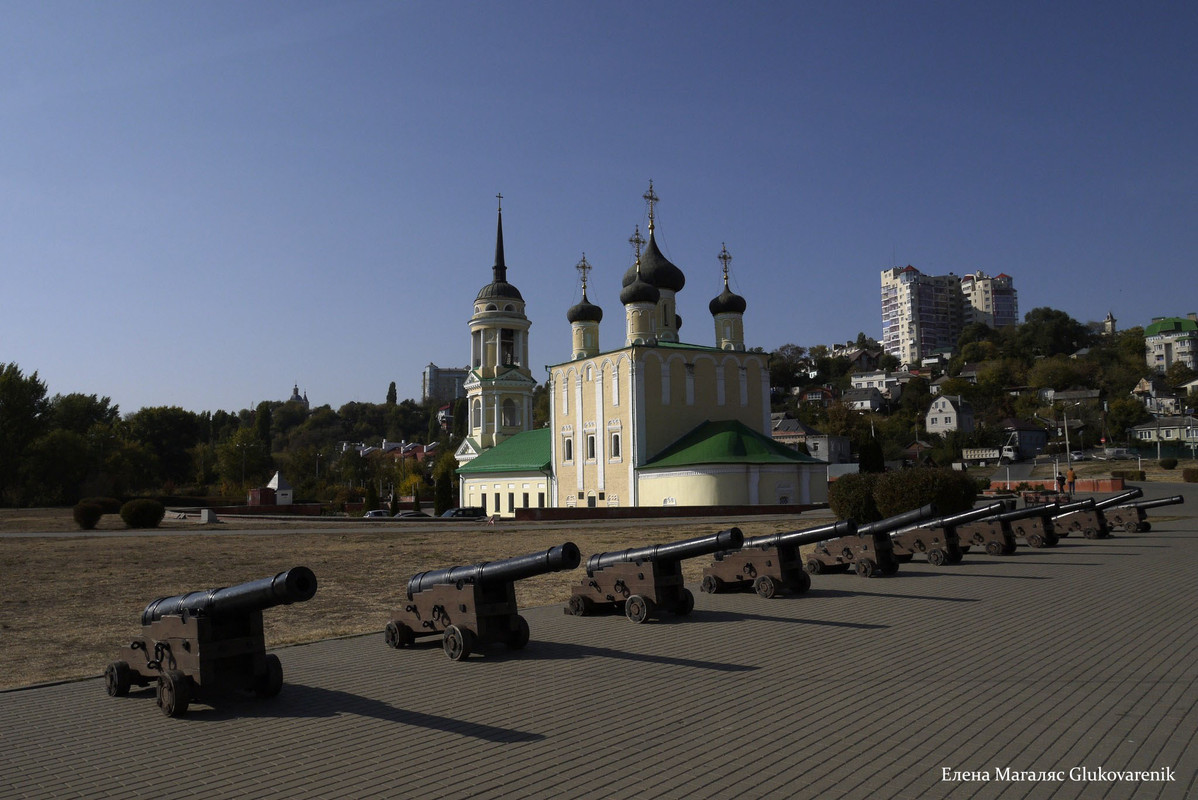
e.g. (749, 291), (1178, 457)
(80, 496), (122, 514)
(1110, 470), (1146, 482)
(1160, 458), (1178, 470)
(827, 472), (880, 523)
(120, 499), (165, 529)
(72, 502), (104, 530)
(1182, 468), (1198, 483)
(874, 467), (980, 518)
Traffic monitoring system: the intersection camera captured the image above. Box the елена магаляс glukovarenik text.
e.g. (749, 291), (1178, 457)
(943, 766), (1175, 783)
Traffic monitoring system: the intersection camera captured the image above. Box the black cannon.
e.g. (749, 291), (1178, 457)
(387, 543), (580, 660)
(700, 520), (857, 598)
(105, 567), (318, 717)
(993, 502), (1060, 548)
(890, 502), (1008, 565)
(567, 528), (743, 622)
(805, 505), (937, 577)
(1103, 494), (1185, 532)
(1052, 498), (1109, 539)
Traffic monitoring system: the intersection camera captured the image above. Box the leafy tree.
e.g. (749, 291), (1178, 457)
(386, 381), (398, 406)
(1007, 307), (1091, 359)
(125, 406), (203, 485)
(432, 449), (459, 515)
(20, 430), (91, 505)
(0, 364), (50, 503)
(216, 427), (274, 492)
(769, 344), (808, 394)
(47, 393), (119, 435)
(1165, 361), (1196, 388)
(1106, 396), (1152, 444)
(254, 401), (274, 451)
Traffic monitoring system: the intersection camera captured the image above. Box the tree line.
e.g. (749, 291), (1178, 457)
(0, 368), (468, 508)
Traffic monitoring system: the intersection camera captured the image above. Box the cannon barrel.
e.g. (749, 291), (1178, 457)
(893, 501), (1007, 536)
(587, 528), (743, 574)
(1091, 488), (1144, 510)
(1120, 495), (1185, 510)
(1054, 498), (1096, 515)
(854, 504), (938, 537)
(141, 566), (318, 625)
(995, 502), (1060, 522)
(407, 542), (581, 597)
(742, 519), (857, 550)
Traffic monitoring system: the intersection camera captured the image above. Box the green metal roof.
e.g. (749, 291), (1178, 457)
(642, 419), (824, 469)
(456, 428), (551, 474)
(1145, 317), (1198, 337)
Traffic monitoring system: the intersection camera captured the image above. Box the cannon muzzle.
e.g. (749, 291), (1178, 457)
(995, 502), (1060, 522)
(1121, 495), (1185, 510)
(141, 566), (318, 625)
(855, 504), (938, 537)
(587, 528), (743, 574)
(407, 542), (581, 598)
(1091, 488), (1144, 510)
(742, 519), (857, 550)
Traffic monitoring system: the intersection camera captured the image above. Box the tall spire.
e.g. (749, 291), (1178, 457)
(493, 193), (507, 283)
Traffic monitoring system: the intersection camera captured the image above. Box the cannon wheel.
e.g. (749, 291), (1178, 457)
(855, 558), (876, 578)
(895, 552), (914, 563)
(753, 575), (778, 599)
(508, 615), (531, 649)
(253, 654), (284, 698)
(805, 558), (824, 575)
(156, 669), (190, 718)
(699, 575), (722, 594)
(104, 660), (132, 697)
(784, 570), (812, 594)
(443, 625), (475, 661)
(959, 545), (971, 554)
(1142, 522), (1152, 532)
(566, 593), (593, 617)
(625, 594), (653, 624)
(672, 588), (694, 616)
(985, 540), (1003, 556)
(1124, 521), (1140, 533)
(927, 549), (947, 567)
(880, 558), (900, 576)
(1027, 533), (1045, 548)
(384, 621), (415, 649)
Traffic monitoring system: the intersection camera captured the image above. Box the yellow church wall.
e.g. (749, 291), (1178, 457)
(461, 474), (549, 519)
(637, 464), (828, 507)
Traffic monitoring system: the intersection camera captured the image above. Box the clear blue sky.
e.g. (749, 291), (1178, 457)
(3, 1), (1195, 416)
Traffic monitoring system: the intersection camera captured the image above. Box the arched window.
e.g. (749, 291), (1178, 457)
(563, 438), (573, 462)
(610, 432), (621, 459)
(586, 435), (596, 460)
(502, 398), (518, 427)
(471, 399), (482, 429)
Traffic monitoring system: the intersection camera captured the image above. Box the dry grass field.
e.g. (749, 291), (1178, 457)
(0, 508), (812, 690)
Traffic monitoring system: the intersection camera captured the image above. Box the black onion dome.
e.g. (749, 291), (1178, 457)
(567, 291), (604, 323)
(620, 268), (660, 305)
(622, 231), (685, 292)
(709, 283), (747, 315)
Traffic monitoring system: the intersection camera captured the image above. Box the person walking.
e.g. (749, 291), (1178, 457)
(1056, 472), (1066, 496)
(1066, 466), (1077, 496)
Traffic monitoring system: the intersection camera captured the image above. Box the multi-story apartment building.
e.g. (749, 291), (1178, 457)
(960, 270), (1019, 328)
(881, 266), (968, 367)
(421, 362), (469, 404)
(1145, 314), (1198, 374)
(881, 266), (1018, 367)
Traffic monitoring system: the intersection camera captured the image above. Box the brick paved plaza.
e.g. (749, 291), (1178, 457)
(2, 485), (1196, 799)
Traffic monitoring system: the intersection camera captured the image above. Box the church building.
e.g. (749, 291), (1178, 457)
(456, 185), (827, 517)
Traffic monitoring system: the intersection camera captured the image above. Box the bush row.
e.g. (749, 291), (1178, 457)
(1110, 470), (1147, 482)
(827, 467), (982, 523)
(1183, 468), (1198, 483)
(72, 497), (166, 530)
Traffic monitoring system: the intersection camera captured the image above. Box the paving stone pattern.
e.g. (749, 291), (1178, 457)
(2, 487), (1197, 799)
